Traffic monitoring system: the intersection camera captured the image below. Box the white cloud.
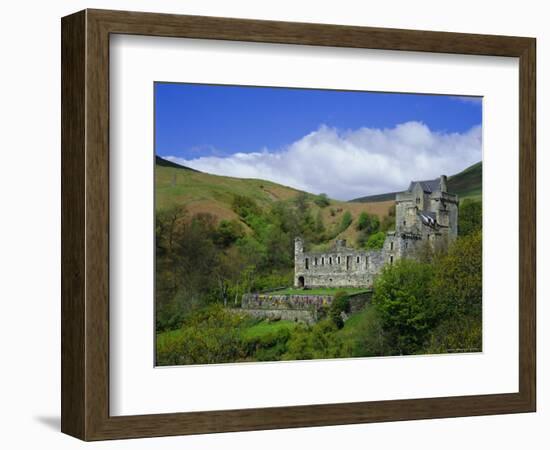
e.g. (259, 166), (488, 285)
(166, 121), (482, 201)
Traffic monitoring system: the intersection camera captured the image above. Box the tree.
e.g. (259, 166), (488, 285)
(339, 211), (353, 232)
(458, 199), (482, 236)
(314, 193), (330, 208)
(372, 259), (436, 355)
(356, 212), (380, 234)
(365, 231), (386, 249)
(214, 219), (245, 248)
(430, 231), (482, 319)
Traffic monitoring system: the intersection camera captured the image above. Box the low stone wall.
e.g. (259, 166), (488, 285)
(242, 293), (334, 310)
(240, 291), (372, 324)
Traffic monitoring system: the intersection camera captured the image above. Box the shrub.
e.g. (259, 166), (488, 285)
(459, 199), (482, 236)
(365, 231), (386, 249)
(314, 193), (331, 208)
(328, 291), (350, 329)
(156, 305), (247, 366)
(372, 259), (436, 355)
(339, 211), (353, 232)
(356, 212), (380, 234)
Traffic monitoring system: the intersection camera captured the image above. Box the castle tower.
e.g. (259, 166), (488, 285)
(294, 237), (305, 288)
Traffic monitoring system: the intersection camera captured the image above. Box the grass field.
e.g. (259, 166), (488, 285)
(241, 320), (299, 339)
(264, 287), (370, 296)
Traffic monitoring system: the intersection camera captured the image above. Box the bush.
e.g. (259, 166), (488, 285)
(372, 259), (436, 355)
(214, 219), (245, 248)
(283, 320), (352, 360)
(339, 211), (353, 232)
(459, 199), (482, 236)
(156, 305), (247, 366)
(314, 193), (330, 208)
(365, 231), (386, 250)
(328, 291), (350, 329)
(356, 212), (380, 234)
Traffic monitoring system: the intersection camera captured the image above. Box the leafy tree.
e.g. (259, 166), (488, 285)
(459, 199), (482, 236)
(339, 211), (353, 232)
(314, 193), (330, 208)
(283, 320), (352, 360)
(365, 231), (386, 249)
(157, 305), (247, 366)
(372, 259), (436, 355)
(214, 219), (245, 248)
(430, 231), (482, 319)
(356, 212), (380, 234)
(328, 291), (350, 329)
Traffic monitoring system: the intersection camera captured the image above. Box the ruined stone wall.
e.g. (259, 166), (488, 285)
(294, 239), (386, 288)
(240, 291), (372, 324)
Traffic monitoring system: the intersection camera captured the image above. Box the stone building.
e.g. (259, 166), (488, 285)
(294, 175), (458, 289)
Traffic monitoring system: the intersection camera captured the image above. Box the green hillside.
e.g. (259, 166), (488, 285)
(351, 161), (482, 203)
(447, 161), (482, 201)
(155, 157), (395, 244)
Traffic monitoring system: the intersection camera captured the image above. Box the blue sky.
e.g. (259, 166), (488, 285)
(155, 83), (482, 200)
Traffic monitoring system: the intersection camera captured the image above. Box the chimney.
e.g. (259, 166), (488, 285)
(439, 175), (448, 192)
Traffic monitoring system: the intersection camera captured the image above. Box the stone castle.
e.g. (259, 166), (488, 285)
(294, 175), (458, 289)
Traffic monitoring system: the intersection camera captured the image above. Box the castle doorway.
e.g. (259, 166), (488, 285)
(298, 276), (305, 288)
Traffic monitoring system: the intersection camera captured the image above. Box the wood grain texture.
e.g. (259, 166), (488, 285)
(61, 9), (537, 441)
(61, 10), (86, 439)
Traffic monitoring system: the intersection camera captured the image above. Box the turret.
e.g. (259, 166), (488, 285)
(439, 175), (448, 193)
(294, 237), (304, 256)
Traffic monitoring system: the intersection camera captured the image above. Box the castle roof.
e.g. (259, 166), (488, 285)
(408, 178), (441, 194)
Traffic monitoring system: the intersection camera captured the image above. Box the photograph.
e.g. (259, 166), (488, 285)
(154, 82), (483, 366)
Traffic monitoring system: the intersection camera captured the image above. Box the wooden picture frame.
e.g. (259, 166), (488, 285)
(61, 9), (536, 441)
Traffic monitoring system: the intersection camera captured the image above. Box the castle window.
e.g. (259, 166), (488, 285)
(356, 256), (360, 264)
(329, 257), (332, 265)
(314, 257), (318, 265)
(305, 258), (309, 270)
(390, 256), (394, 265)
(337, 256), (341, 264)
(346, 256), (351, 270)
(322, 257), (324, 265)
(390, 242), (394, 250)
(416, 197), (420, 204)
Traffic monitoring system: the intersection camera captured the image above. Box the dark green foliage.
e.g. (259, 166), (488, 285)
(372, 259), (436, 355)
(283, 320), (353, 360)
(214, 219), (245, 248)
(156, 305), (247, 365)
(328, 291), (350, 329)
(356, 212), (380, 233)
(314, 193), (330, 208)
(430, 231), (482, 320)
(365, 231), (386, 249)
(243, 326), (292, 361)
(458, 199), (482, 236)
(339, 211), (353, 232)
(232, 194), (261, 219)
(369, 232), (482, 356)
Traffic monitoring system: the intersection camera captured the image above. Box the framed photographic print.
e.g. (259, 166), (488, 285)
(61, 9), (536, 441)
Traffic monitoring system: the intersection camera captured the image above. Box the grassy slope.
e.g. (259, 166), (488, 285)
(155, 158), (395, 246)
(447, 161), (482, 201)
(351, 161), (482, 203)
